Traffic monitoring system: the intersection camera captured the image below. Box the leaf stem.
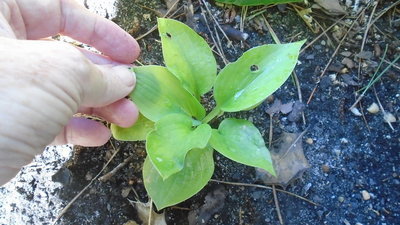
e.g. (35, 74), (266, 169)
(202, 107), (223, 124)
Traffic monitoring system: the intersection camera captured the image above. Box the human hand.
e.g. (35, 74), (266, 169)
(0, 0), (140, 185)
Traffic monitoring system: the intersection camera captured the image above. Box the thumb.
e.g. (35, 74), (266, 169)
(81, 64), (135, 107)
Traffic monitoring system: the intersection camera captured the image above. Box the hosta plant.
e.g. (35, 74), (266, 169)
(111, 18), (304, 210)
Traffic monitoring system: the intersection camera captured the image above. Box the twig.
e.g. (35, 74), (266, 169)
(370, 1), (400, 26)
(148, 199), (153, 225)
(307, 10), (365, 104)
(52, 142), (120, 224)
(300, 16), (345, 54)
(209, 179), (319, 206)
(98, 154), (135, 182)
(278, 127), (308, 162)
(273, 185), (284, 225)
(213, 24), (229, 65)
(269, 114), (273, 149)
(240, 6), (248, 48)
(239, 207), (243, 225)
(246, 5), (275, 21)
(357, 1), (379, 78)
(373, 87), (395, 131)
(380, 57), (400, 71)
(262, 13), (305, 125)
(200, 0), (233, 48)
(262, 14), (280, 44)
(360, 1), (379, 56)
(200, 9), (229, 65)
(135, 0), (182, 40)
(313, 18), (335, 49)
(350, 47), (400, 109)
(291, 4), (317, 33)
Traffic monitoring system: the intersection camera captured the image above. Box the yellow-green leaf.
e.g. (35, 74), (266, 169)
(146, 114), (212, 179)
(158, 18), (217, 98)
(210, 118), (275, 176)
(214, 41), (304, 112)
(131, 66), (205, 121)
(111, 113), (154, 141)
(143, 147), (214, 210)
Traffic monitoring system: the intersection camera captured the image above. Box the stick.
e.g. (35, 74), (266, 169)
(52, 142), (120, 224)
(209, 179), (319, 206)
(273, 185), (284, 225)
(98, 154), (135, 182)
(307, 10), (365, 104)
(135, 0), (181, 40)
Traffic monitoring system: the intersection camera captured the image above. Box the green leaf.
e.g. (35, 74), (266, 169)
(146, 114), (212, 179)
(209, 118), (275, 176)
(216, 0), (302, 6)
(214, 41), (304, 112)
(111, 113), (154, 141)
(158, 18), (217, 98)
(143, 147), (214, 210)
(131, 66), (206, 121)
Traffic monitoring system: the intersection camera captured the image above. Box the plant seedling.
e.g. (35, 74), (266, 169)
(111, 18), (304, 210)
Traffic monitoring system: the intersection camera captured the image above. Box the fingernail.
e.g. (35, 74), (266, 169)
(114, 65), (135, 87)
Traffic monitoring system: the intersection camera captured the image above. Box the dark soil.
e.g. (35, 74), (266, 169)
(58, 1), (399, 224)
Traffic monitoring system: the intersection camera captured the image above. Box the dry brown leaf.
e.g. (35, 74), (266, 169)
(341, 57), (355, 69)
(266, 99), (282, 116)
(128, 200), (167, 225)
(256, 132), (310, 188)
(188, 187), (226, 225)
(313, 0), (347, 16)
(341, 74), (360, 86)
(280, 102), (294, 114)
(356, 51), (373, 60)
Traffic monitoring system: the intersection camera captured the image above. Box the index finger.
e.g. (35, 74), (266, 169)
(16, 0), (140, 63)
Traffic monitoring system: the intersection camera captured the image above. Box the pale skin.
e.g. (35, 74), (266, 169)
(0, 0), (141, 185)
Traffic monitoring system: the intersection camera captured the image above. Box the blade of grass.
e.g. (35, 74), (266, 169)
(350, 48), (400, 109)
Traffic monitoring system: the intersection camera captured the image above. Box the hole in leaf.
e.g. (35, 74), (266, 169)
(166, 32), (172, 38)
(250, 64), (259, 72)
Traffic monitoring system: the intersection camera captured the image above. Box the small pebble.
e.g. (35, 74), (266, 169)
(338, 196), (345, 203)
(266, 95), (274, 103)
(340, 138), (349, 144)
(121, 187), (131, 198)
(350, 107), (362, 116)
(340, 51), (352, 57)
(334, 149), (341, 157)
(142, 14), (151, 21)
(306, 138), (314, 144)
(361, 190), (371, 200)
(341, 57), (355, 69)
(306, 54), (315, 60)
(367, 103), (380, 114)
(355, 223), (364, 225)
(85, 172), (93, 181)
(383, 112), (397, 123)
(322, 164), (330, 173)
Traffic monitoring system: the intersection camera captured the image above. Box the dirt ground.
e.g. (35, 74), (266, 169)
(18, 0), (400, 224)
